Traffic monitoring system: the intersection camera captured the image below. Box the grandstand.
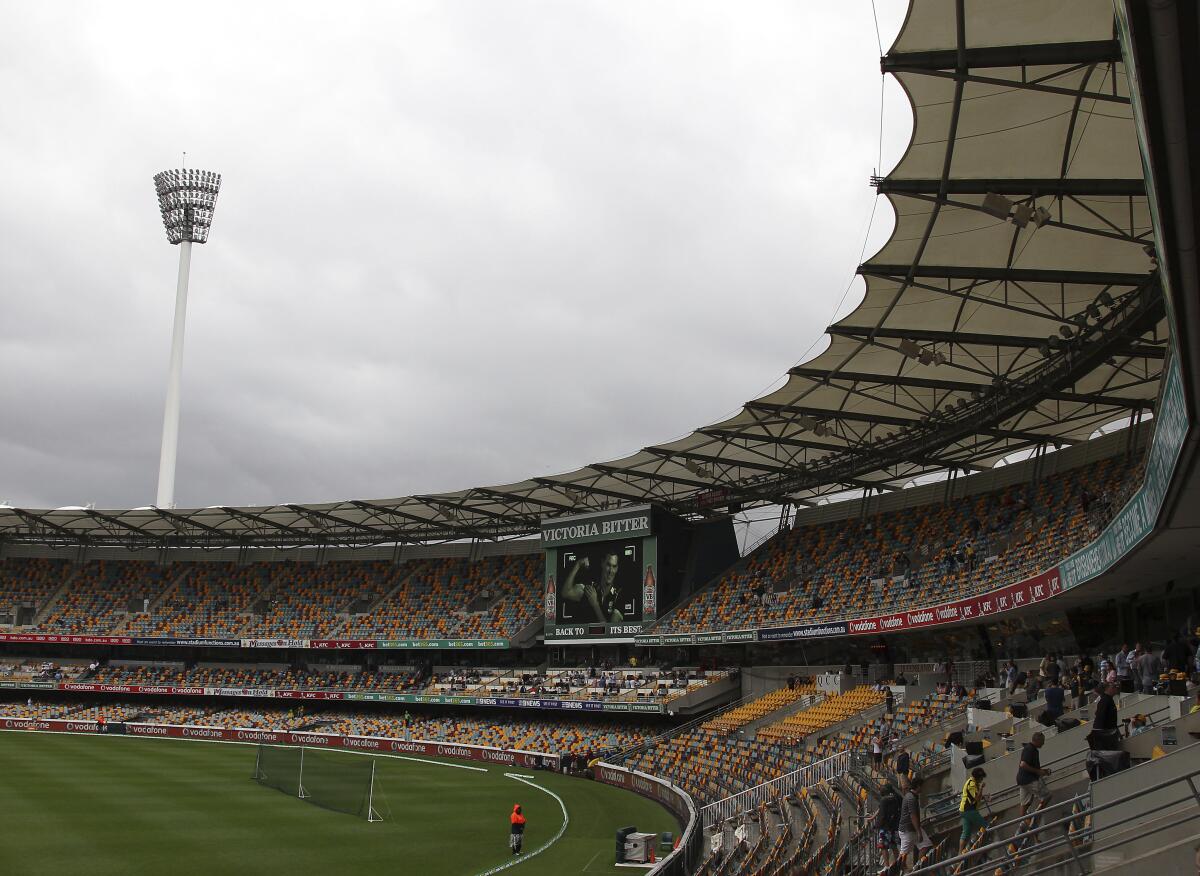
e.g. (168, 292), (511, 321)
(0, 554), (541, 643)
(0, 442), (1147, 649)
(657, 454), (1143, 635)
(2, 1), (1200, 875)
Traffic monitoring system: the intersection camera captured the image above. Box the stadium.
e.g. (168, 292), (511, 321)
(2, 1), (1200, 875)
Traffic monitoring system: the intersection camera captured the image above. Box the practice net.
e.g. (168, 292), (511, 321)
(253, 745), (385, 822)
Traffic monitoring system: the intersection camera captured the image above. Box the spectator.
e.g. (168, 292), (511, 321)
(894, 748), (911, 790)
(1042, 678), (1066, 725)
(1026, 671), (1042, 701)
(876, 785), (901, 871)
(1004, 661), (1018, 690)
(1165, 636), (1191, 673)
(895, 670), (908, 686)
(1091, 681), (1120, 748)
(1101, 661), (1117, 686)
(885, 687), (895, 715)
(898, 776), (931, 870)
(1126, 714), (1151, 736)
(871, 731), (884, 767)
(1017, 732), (1051, 815)
(958, 767), (988, 854)
(1136, 647), (1162, 694)
(1115, 644), (1132, 690)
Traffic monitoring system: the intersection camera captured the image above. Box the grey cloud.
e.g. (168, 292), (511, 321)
(1, 1), (910, 512)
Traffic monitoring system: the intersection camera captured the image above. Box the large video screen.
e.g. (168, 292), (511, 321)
(555, 537), (643, 625)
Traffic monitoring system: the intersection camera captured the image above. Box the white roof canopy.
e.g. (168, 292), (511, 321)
(1, 0), (1166, 547)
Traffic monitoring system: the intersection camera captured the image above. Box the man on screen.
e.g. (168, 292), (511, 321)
(561, 552), (629, 623)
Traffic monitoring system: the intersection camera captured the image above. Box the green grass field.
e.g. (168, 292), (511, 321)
(0, 731), (677, 876)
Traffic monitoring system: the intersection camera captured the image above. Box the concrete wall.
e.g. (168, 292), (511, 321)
(1090, 741), (1200, 872)
(669, 673), (740, 716)
(739, 665), (847, 699)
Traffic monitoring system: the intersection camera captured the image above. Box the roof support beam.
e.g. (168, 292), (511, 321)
(284, 505), (391, 538)
(744, 400), (918, 429)
(587, 463), (715, 495)
(83, 510), (167, 541)
(860, 263), (1149, 286)
(154, 508), (239, 540)
(697, 427), (843, 454)
(644, 447), (800, 476)
(983, 427), (1080, 445)
(347, 500), (490, 541)
(883, 66), (1130, 105)
(838, 478), (901, 493)
(786, 366), (1152, 409)
(10, 508), (84, 541)
(531, 477), (658, 508)
(876, 178), (1144, 197)
(415, 494), (538, 529)
(826, 324), (1166, 359)
(470, 488), (576, 515)
(219, 507), (318, 541)
(883, 40), (1120, 72)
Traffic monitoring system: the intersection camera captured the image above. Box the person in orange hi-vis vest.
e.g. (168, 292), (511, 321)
(509, 804), (526, 855)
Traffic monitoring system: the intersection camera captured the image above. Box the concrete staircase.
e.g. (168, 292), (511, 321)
(111, 565), (192, 635)
(29, 566), (83, 627)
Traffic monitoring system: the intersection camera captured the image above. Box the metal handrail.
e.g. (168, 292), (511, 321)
(927, 699), (1174, 820)
(912, 762), (1200, 876)
(699, 750), (850, 827)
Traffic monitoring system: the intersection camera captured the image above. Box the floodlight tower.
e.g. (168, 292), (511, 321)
(152, 168), (221, 509)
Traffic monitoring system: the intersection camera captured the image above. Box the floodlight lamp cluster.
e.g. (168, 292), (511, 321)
(981, 192), (1052, 229)
(153, 168), (222, 244)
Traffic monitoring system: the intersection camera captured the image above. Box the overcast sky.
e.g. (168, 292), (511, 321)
(0, 2), (911, 515)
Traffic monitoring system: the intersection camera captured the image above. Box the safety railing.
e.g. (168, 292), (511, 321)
(926, 698), (1173, 830)
(699, 749), (850, 827)
(912, 762), (1200, 876)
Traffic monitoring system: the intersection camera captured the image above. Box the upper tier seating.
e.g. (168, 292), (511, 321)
(657, 454), (1141, 634)
(342, 555), (540, 640)
(0, 451), (1143, 641)
(6, 554), (541, 641)
(124, 563), (273, 639)
(39, 561), (177, 634)
(0, 557), (72, 620)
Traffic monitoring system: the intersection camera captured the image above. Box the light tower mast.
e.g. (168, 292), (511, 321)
(151, 168), (221, 509)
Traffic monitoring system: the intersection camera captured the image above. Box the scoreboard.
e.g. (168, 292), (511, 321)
(542, 505), (657, 642)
